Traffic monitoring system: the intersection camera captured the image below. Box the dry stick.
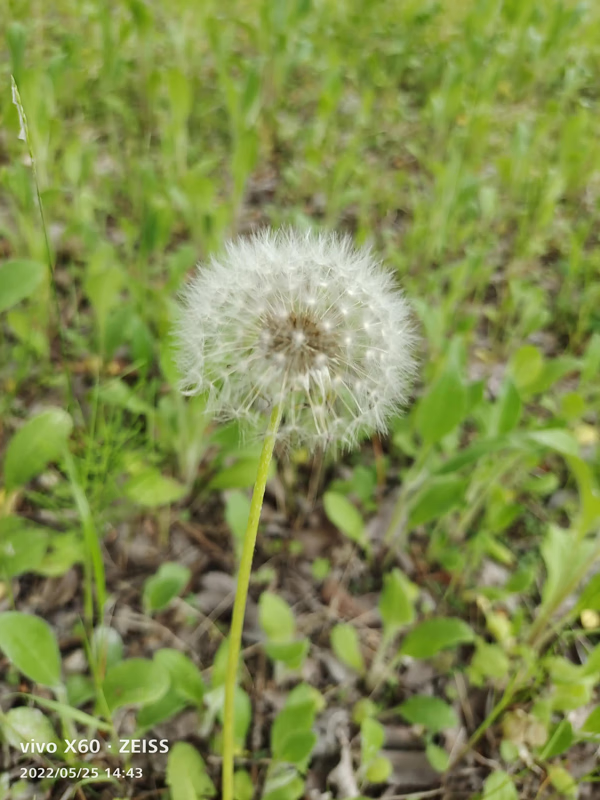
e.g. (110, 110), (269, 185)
(221, 402), (283, 800)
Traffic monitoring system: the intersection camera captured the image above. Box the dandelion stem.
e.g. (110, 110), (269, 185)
(222, 401), (283, 800)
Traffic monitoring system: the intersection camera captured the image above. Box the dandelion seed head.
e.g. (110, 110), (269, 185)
(176, 228), (417, 450)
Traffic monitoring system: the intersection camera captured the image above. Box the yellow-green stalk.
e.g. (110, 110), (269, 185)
(221, 403), (282, 800)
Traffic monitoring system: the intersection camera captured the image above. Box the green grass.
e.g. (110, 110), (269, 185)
(1, 0), (600, 798)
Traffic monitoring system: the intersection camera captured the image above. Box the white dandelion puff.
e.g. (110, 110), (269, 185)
(175, 227), (417, 450)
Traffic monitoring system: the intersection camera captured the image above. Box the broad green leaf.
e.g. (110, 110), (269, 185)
(482, 771), (518, 800)
(159, 339), (183, 386)
(262, 765), (305, 800)
(397, 695), (458, 733)
(365, 755), (392, 783)
(66, 673), (96, 708)
(210, 639), (230, 688)
(539, 526), (594, 613)
(330, 623), (365, 675)
(323, 491), (367, 549)
(361, 717), (385, 765)
(4, 408), (73, 492)
(551, 680), (594, 711)
(104, 304), (134, 357)
(155, 649), (205, 706)
(166, 742), (216, 800)
(272, 701), (317, 763)
(0, 516), (49, 577)
(167, 68), (192, 122)
(581, 706), (600, 734)
(2, 707), (60, 751)
(539, 720), (574, 759)
(0, 259), (45, 313)
(92, 626), (123, 673)
(509, 345), (543, 391)
(400, 618), (474, 659)
(130, 313), (155, 368)
(124, 468), (186, 507)
(259, 592), (296, 642)
(241, 67), (261, 127)
(500, 740), (519, 762)
(582, 333), (600, 383)
(436, 436), (513, 475)
(469, 641), (510, 685)
(0, 612), (61, 688)
(102, 658), (169, 711)
(215, 686), (252, 748)
(415, 366), (467, 446)
(38, 531), (84, 576)
(286, 683), (325, 714)
(97, 379), (153, 416)
(547, 766), (577, 798)
(379, 569), (416, 631)
(275, 731), (317, 767)
(265, 640), (309, 670)
(6, 307), (47, 355)
(560, 392), (585, 421)
(577, 574), (600, 614)
(526, 429), (579, 457)
(489, 379), (521, 436)
(426, 742), (450, 772)
(233, 770), (254, 800)
(231, 130), (258, 197)
(353, 698), (377, 724)
(521, 472), (559, 497)
(143, 562), (191, 613)
(526, 356), (579, 396)
(224, 490), (251, 549)
(566, 456), (600, 536)
(346, 465), (377, 506)
(576, 573), (600, 612)
(466, 379), (485, 414)
(137, 688), (187, 729)
(581, 643), (600, 676)
(311, 558), (330, 581)
(546, 655), (585, 684)
(408, 476), (467, 527)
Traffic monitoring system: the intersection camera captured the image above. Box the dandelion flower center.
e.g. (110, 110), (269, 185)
(262, 310), (338, 373)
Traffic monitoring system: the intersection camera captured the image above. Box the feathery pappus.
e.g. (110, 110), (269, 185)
(176, 228), (417, 451)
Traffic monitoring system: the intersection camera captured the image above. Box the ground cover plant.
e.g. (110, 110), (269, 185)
(1, 1), (600, 799)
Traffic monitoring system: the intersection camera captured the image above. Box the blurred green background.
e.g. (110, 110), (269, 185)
(2, 1), (600, 798)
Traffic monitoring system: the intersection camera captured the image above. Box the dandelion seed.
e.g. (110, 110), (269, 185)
(176, 227), (417, 450)
(11, 76), (28, 143)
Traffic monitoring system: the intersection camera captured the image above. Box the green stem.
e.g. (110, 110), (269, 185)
(222, 403), (282, 800)
(11, 76), (76, 416)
